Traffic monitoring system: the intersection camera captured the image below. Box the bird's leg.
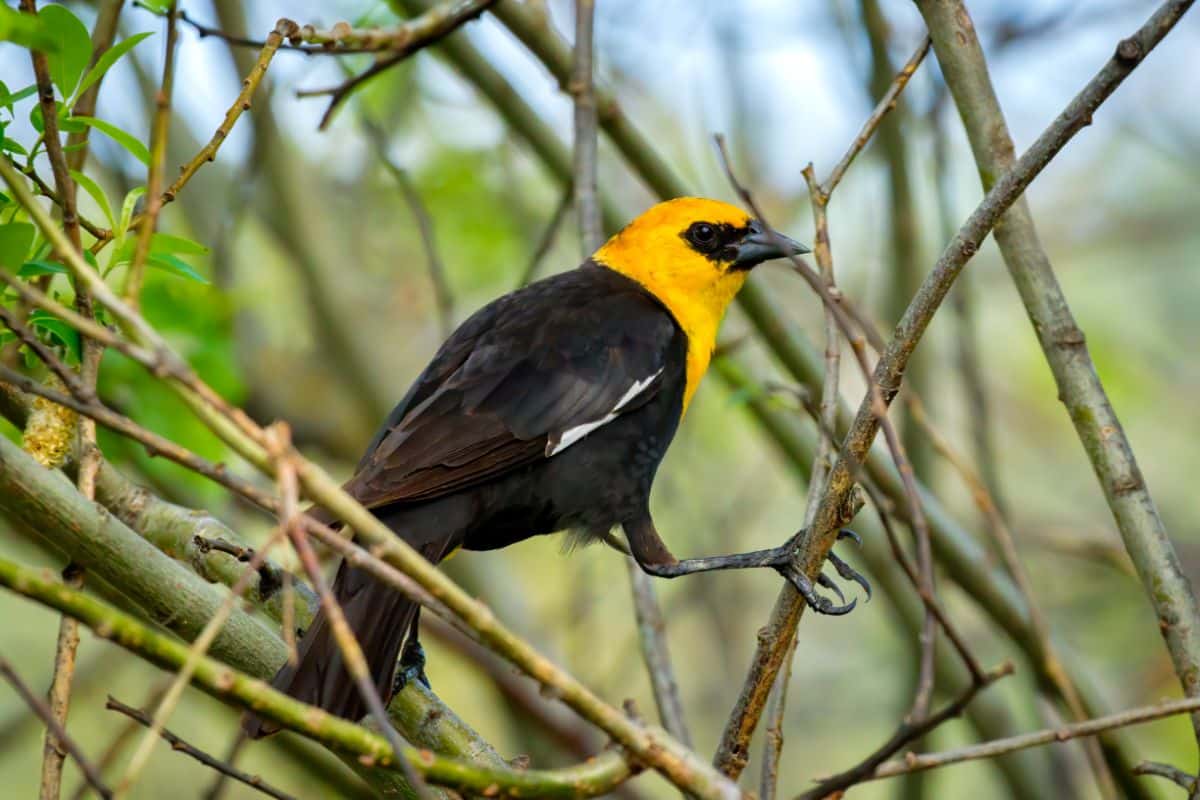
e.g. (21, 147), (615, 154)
(624, 517), (869, 616)
(392, 608), (430, 695)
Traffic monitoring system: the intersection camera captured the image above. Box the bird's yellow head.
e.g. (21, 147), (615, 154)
(593, 197), (808, 411)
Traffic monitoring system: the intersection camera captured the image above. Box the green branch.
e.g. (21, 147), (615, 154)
(0, 555), (634, 799)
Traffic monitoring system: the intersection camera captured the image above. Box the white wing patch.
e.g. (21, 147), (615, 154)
(545, 368), (664, 457)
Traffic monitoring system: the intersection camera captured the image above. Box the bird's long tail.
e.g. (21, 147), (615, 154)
(243, 534), (449, 738)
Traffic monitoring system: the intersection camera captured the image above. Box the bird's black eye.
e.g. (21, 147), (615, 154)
(687, 222), (718, 251)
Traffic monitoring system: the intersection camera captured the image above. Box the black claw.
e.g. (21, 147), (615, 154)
(393, 639), (430, 695)
(837, 528), (863, 547)
(816, 572), (846, 605)
(829, 551), (872, 602)
(779, 565), (857, 616)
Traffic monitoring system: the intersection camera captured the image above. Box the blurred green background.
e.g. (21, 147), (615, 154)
(1, 0), (1198, 797)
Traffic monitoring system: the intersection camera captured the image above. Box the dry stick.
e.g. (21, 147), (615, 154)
(270, 440), (432, 800)
(713, 1), (1193, 777)
(917, 0), (1200, 756)
(105, 697), (296, 800)
(625, 562), (693, 749)
(0, 658), (112, 800)
(294, 0), (501, 129)
(364, 120), (454, 337)
(2, 89), (739, 800)
(124, 1), (180, 309)
(758, 159), (846, 800)
(123, 19), (292, 235)
(715, 126), (946, 766)
(858, 696), (1200, 784)
(518, 183), (572, 287)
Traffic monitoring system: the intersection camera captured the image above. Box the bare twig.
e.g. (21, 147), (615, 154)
(714, 1), (1194, 776)
(296, 0), (500, 129)
(570, 0), (602, 254)
(124, 1), (179, 309)
(797, 663), (1013, 799)
(106, 697), (295, 800)
(0, 657), (111, 799)
(821, 34), (931, 198)
(1133, 761), (1200, 795)
(624, 561), (692, 748)
(859, 696), (1200, 784)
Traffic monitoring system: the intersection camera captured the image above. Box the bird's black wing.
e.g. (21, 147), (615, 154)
(343, 267), (679, 508)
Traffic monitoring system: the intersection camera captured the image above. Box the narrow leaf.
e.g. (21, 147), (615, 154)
(18, 259), (69, 277)
(71, 116), (149, 166)
(69, 169), (114, 228)
(75, 32), (153, 100)
(0, 222), (35, 269)
(147, 253), (209, 284)
(118, 186), (145, 237)
(29, 310), (82, 362)
(39, 5), (92, 97)
(151, 232), (209, 256)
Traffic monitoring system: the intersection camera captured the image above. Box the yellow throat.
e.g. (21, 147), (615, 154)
(593, 198), (754, 413)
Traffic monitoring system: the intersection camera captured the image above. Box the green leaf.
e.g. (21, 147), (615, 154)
(29, 310), (81, 362)
(1, 138), (27, 156)
(0, 222), (35, 269)
(150, 232), (209, 256)
(30, 102), (86, 135)
(0, 82), (37, 114)
(39, 5), (92, 98)
(18, 259), (69, 277)
(147, 253), (208, 284)
(71, 116), (149, 166)
(118, 186), (145, 237)
(69, 169), (114, 228)
(0, 6), (58, 52)
(75, 32), (153, 101)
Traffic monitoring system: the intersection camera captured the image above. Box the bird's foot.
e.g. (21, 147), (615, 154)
(392, 639), (431, 696)
(772, 528), (870, 616)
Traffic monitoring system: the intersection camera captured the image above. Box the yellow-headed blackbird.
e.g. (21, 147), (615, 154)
(244, 197), (866, 735)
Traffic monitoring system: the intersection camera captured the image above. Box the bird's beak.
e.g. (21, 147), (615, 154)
(732, 220), (810, 271)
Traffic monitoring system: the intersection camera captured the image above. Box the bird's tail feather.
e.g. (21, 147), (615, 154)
(243, 541), (441, 738)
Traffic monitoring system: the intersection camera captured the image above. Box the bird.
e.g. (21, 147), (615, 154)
(243, 197), (867, 737)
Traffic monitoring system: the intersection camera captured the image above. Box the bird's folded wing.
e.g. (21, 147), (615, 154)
(343, 276), (677, 509)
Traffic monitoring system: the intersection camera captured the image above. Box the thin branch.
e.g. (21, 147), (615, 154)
(126, 18), (292, 230)
(624, 560), (692, 748)
(0, 657), (111, 799)
(105, 697), (296, 800)
(124, 1), (180, 310)
(364, 120), (454, 337)
(917, 0), (1200, 748)
(820, 34), (931, 198)
(797, 663), (1013, 799)
(296, 0), (500, 130)
(860, 696), (1200, 784)
(1133, 761), (1200, 795)
(570, 0), (602, 254)
(715, 2), (1193, 778)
